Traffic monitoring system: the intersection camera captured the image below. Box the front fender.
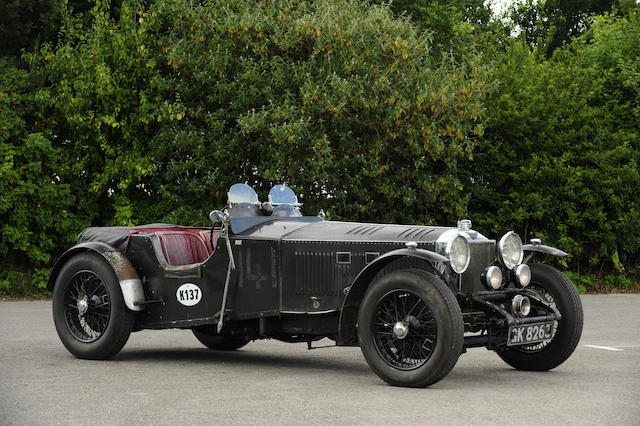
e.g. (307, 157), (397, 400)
(48, 242), (145, 312)
(336, 247), (448, 345)
(523, 244), (568, 257)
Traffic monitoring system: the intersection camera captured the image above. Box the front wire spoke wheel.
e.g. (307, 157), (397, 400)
(372, 290), (437, 371)
(358, 269), (463, 387)
(63, 270), (111, 343)
(496, 264), (584, 371)
(517, 284), (558, 353)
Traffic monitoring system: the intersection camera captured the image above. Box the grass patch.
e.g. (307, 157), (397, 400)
(563, 271), (640, 294)
(0, 268), (52, 298)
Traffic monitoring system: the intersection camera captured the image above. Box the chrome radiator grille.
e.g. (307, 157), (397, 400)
(461, 242), (495, 293)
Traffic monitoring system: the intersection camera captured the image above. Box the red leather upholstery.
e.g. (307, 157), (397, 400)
(154, 232), (206, 266)
(118, 225), (217, 266)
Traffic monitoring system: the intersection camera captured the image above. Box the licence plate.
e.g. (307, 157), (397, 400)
(508, 322), (555, 346)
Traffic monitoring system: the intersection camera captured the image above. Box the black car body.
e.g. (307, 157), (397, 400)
(49, 184), (583, 387)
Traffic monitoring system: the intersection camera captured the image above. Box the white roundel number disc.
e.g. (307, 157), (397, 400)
(176, 283), (202, 306)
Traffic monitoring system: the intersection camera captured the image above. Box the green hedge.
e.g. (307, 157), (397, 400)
(467, 12), (640, 285)
(36, 0), (483, 226)
(0, 1), (638, 295)
(0, 58), (82, 295)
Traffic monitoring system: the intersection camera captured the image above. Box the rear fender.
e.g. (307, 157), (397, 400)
(337, 248), (448, 345)
(48, 242), (145, 312)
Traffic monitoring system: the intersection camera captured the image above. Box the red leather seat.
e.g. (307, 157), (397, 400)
(153, 229), (216, 266)
(114, 225), (217, 267)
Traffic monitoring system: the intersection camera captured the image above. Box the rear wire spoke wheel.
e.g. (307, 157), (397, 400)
(358, 269), (463, 388)
(63, 271), (111, 343)
(53, 253), (135, 359)
(497, 264), (583, 371)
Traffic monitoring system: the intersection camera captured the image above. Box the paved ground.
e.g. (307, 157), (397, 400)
(1, 295), (638, 425)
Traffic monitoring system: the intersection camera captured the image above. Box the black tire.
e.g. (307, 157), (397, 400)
(52, 252), (135, 359)
(497, 264), (583, 371)
(192, 328), (250, 351)
(357, 269), (464, 388)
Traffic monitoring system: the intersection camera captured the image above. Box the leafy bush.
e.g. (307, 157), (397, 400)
(468, 12), (640, 279)
(35, 0), (485, 227)
(563, 272), (588, 294)
(372, 0), (498, 58)
(509, 0), (616, 57)
(0, 268), (50, 297)
(0, 58), (81, 287)
(0, 58), (81, 296)
(564, 270), (638, 293)
(1, 0), (638, 295)
(0, 0), (63, 57)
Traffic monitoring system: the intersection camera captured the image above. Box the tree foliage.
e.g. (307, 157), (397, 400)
(375, 0), (502, 58)
(34, 0), (485, 228)
(0, 0), (63, 57)
(0, 59), (82, 294)
(510, 0), (620, 56)
(468, 11), (640, 280)
(0, 0), (639, 295)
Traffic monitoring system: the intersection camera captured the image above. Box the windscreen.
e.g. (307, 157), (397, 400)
(268, 184), (301, 206)
(228, 183), (260, 205)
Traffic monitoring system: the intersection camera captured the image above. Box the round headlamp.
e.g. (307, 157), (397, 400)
(481, 266), (503, 289)
(448, 235), (470, 273)
(513, 263), (531, 287)
(436, 230), (471, 274)
(497, 231), (524, 270)
(444, 235), (470, 274)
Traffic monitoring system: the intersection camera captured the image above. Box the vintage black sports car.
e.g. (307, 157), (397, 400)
(49, 183), (583, 387)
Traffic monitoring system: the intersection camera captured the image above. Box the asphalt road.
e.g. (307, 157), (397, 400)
(1, 295), (639, 426)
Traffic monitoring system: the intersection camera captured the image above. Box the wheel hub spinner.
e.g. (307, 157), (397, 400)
(393, 321), (409, 339)
(77, 297), (89, 316)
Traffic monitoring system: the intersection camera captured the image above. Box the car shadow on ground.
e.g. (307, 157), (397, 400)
(445, 365), (565, 385)
(112, 346), (567, 390)
(115, 346), (371, 376)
